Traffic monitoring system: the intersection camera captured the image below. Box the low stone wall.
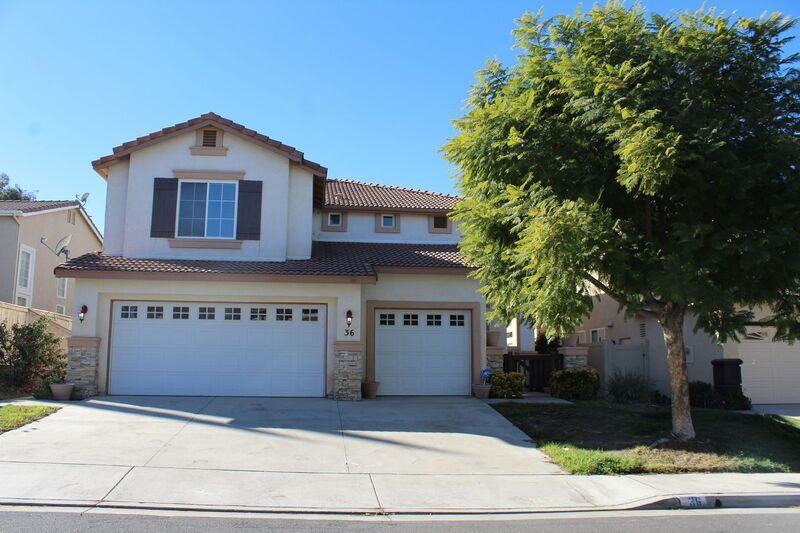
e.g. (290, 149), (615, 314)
(66, 336), (100, 399)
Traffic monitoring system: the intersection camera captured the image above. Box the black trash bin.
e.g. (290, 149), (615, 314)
(711, 358), (743, 395)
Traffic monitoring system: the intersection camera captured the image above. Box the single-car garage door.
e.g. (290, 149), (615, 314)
(375, 309), (471, 395)
(109, 301), (326, 396)
(738, 331), (800, 404)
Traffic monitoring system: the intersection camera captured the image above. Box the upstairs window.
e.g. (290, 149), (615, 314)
(177, 181), (237, 238)
(381, 214), (395, 228)
(57, 277), (67, 299)
(429, 214), (452, 234)
(328, 213), (342, 226)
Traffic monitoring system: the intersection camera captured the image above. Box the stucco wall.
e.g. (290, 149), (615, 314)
(111, 130), (312, 261)
(313, 211), (461, 244)
(103, 160), (129, 256)
(15, 209), (101, 314)
(0, 217), (20, 303)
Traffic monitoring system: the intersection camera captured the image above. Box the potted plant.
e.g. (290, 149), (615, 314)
(472, 368), (493, 399)
(49, 382), (74, 401)
(362, 380), (380, 399)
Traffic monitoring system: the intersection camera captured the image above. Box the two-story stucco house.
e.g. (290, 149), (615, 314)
(57, 113), (489, 399)
(0, 200), (102, 313)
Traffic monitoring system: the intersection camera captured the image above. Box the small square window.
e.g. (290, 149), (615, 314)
(449, 314), (465, 327)
(426, 314), (442, 326)
(16, 296), (28, 307)
(276, 308), (293, 321)
(302, 308), (319, 322)
(327, 213), (342, 227)
(250, 307), (267, 321)
(379, 313), (395, 326)
(199, 307), (216, 320)
(146, 306), (164, 319)
(403, 313), (419, 326)
(381, 214), (395, 228)
(432, 215), (448, 229)
(121, 305), (138, 319)
(173, 306), (190, 320)
(225, 307), (241, 320)
(56, 304), (66, 315)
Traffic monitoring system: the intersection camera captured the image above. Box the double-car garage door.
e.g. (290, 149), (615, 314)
(109, 301), (326, 396)
(739, 332), (800, 404)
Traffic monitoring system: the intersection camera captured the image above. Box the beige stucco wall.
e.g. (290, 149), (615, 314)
(0, 217), (21, 303)
(107, 130), (315, 261)
(12, 209), (101, 314)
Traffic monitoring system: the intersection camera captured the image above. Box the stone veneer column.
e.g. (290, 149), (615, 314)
(334, 346), (363, 401)
(66, 336), (101, 399)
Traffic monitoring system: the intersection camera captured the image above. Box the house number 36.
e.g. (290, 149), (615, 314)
(344, 329), (355, 336)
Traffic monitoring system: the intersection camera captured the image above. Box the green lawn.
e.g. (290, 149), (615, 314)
(0, 405), (59, 434)
(494, 401), (800, 475)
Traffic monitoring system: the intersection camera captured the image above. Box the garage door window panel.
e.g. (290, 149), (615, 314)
(250, 307), (267, 321)
(120, 305), (138, 319)
(379, 313), (395, 326)
(449, 314), (465, 326)
(146, 306), (164, 319)
(173, 306), (189, 319)
(302, 308), (319, 322)
(403, 314), (419, 326)
(224, 307), (241, 320)
(199, 307), (216, 320)
(427, 314), (442, 326)
(276, 308), (292, 321)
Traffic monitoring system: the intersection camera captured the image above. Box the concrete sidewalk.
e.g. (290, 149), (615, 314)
(1, 462), (798, 513)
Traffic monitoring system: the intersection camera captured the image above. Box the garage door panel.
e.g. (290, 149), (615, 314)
(375, 309), (471, 396)
(739, 333), (800, 404)
(110, 301), (325, 397)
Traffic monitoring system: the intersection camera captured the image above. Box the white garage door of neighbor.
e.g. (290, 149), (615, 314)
(109, 301), (326, 397)
(738, 332), (800, 404)
(375, 309), (471, 396)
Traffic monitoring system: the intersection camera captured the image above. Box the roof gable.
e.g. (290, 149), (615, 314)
(91, 112), (327, 179)
(0, 200), (103, 243)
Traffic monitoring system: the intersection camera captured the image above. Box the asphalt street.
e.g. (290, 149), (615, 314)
(0, 508), (798, 532)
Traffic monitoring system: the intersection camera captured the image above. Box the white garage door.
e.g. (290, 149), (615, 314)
(109, 301), (326, 396)
(375, 309), (471, 395)
(738, 331), (800, 404)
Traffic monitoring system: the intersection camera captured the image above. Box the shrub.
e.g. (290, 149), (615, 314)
(709, 388), (752, 411)
(550, 367), (599, 401)
(688, 381), (713, 408)
(650, 389), (671, 406)
(607, 369), (650, 404)
(489, 371), (524, 398)
(0, 319), (65, 393)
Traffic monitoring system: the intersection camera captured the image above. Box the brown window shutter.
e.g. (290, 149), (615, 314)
(236, 180), (262, 240)
(150, 178), (178, 238)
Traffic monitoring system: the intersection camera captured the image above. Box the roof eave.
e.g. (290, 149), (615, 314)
(53, 267), (376, 284)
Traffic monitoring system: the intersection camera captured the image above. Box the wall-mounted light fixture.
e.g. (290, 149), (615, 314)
(346, 310), (353, 327)
(79, 304), (88, 323)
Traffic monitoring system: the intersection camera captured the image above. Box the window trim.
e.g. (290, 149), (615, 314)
(57, 277), (68, 299)
(56, 304), (66, 315)
(590, 328), (606, 343)
(574, 330), (587, 345)
(175, 180), (239, 240)
(375, 213), (400, 233)
(428, 214), (452, 234)
(321, 211), (348, 232)
(15, 244), (35, 306)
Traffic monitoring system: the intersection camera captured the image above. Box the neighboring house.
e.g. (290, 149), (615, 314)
(56, 113), (493, 399)
(508, 294), (720, 396)
(0, 200), (102, 314)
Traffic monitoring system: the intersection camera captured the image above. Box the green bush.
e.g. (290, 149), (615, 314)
(688, 381), (713, 408)
(550, 367), (599, 401)
(489, 371), (524, 398)
(607, 369), (650, 404)
(0, 319), (66, 394)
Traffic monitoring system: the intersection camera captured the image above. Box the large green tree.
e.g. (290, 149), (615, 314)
(0, 173), (36, 200)
(444, 3), (800, 440)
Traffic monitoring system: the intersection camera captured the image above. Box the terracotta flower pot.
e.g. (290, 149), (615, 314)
(487, 331), (502, 347)
(361, 381), (380, 399)
(49, 383), (74, 401)
(472, 383), (492, 399)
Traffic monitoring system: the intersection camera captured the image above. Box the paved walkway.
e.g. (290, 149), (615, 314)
(1, 397), (798, 513)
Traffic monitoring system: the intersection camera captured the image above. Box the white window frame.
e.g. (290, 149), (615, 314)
(590, 328), (606, 343)
(380, 214), (396, 228)
(175, 180), (239, 240)
(15, 244), (35, 307)
(16, 296), (28, 307)
(57, 277), (68, 299)
(327, 212), (342, 227)
(56, 304), (66, 315)
(575, 330), (587, 345)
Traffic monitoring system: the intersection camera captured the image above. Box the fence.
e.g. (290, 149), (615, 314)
(587, 339), (650, 389)
(0, 301), (72, 352)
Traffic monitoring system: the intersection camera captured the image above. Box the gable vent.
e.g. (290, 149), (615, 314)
(202, 129), (218, 147)
(744, 331), (768, 341)
(639, 322), (646, 338)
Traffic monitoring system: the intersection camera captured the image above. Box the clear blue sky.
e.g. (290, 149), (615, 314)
(1, 0), (797, 232)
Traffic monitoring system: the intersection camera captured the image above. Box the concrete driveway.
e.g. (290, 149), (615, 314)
(0, 396), (572, 512)
(751, 404), (800, 420)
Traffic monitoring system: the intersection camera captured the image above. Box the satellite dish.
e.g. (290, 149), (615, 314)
(55, 234), (72, 256)
(79, 192), (89, 204)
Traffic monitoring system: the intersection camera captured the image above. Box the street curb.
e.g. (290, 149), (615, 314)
(1, 493), (799, 516)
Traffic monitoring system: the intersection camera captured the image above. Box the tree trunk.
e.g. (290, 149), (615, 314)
(657, 302), (696, 441)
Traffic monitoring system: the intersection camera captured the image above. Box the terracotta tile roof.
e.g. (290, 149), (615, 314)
(91, 112), (327, 178)
(325, 179), (461, 212)
(0, 200), (80, 214)
(55, 241), (469, 280)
